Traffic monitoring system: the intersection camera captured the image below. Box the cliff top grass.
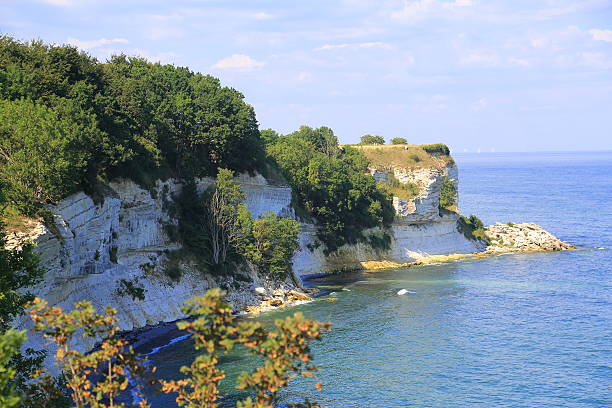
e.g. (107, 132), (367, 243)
(347, 144), (454, 172)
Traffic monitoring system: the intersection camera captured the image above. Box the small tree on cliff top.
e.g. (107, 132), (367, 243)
(359, 134), (385, 145)
(391, 137), (407, 145)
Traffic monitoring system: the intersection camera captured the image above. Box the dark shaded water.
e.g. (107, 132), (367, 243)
(140, 151), (612, 407)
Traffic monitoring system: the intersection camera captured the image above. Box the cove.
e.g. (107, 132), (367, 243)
(139, 151), (611, 407)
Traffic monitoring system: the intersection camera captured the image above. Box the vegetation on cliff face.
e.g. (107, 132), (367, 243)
(174, 169), (300, 280)
(439, 176), (457, 211)
(265, 126), (395, 253)
(379, 174), (420, 202)
(457, 214), (489, 243)
(0, 36), (263, 217)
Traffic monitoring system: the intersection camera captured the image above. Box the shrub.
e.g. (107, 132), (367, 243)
(115, 278), (146, 301)
(439, 176), (457, 211)
(420, 143), (450, 156)
(391, 137), (407, 145)
(457, 214), (489, 243)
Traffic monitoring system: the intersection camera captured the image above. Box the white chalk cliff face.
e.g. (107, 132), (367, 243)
(10, 162), (481, 354)
(293, 161), (482, 277)
(10, 174), (296, 354)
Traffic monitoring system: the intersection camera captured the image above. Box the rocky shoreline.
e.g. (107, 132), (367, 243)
(352, 222), (574, 271)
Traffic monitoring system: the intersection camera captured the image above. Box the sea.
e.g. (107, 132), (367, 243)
(138, 151), (612, 407)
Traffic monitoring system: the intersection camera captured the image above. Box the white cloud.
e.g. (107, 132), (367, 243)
(578, 52), (612, 69)
(472, 97), (488, 111)
(589, 29), (612, 42)
(40, 0), (76, 6)
(213, 54), (265, 69)
(297, 72), (312, 81)
(460, 51), (499, 66)
(253, 12), (274, 20)
(391, 0), (474, 22)
(509, 57), (530, 67)
(67, 37), (129, 50)
(315, 42), (392, 51)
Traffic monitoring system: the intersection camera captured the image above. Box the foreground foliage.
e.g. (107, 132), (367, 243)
(161, 289), (330, 408)
(28, 298), (152, 408)
(0, 290), (331, 407)
(0, 330), (25, 408)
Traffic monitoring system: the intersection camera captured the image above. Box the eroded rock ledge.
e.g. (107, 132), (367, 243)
(359, 222), (574, 271)
(484, 222), (575, 253)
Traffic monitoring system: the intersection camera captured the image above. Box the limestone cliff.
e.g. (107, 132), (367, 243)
(9, 174), (297, 354)
(293, 149), (482, 277)
(6, 149), (485, 354)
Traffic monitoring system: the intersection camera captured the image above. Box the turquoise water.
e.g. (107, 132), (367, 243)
(140, 151), (612, 407)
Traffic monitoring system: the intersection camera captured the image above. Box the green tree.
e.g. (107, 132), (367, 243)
(204, 168), (248, 266)
(267, 129), (394, 253)
(289, 126), (339, 157)
(0, 36), (267, 214)
(0, 99), (93, 215)
(0, 330), (25, 408)
(391, 137), (407, 145)
(238, 212), (300, 280)
(359, 134), (385, 145)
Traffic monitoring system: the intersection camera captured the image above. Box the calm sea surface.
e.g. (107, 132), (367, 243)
(141, 151), (612, 407)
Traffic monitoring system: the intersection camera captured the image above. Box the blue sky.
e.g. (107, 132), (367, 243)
(1, 0), (612, 152)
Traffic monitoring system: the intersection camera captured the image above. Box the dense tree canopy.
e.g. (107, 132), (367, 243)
(0, 36), (264, 215)
(391, 137), (407, 145)
(267, 126), (394, 252)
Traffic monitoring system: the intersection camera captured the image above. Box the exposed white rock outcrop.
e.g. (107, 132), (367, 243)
(7, 163), (481, 356)
(484, 222), (575, 253)
(10, 175), (296, 357)
(370, 161), (458, 221)
(292, 212), (484, 277)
